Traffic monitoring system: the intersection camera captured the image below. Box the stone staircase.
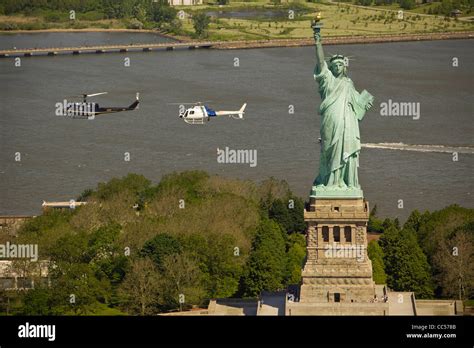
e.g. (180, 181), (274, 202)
(257, 291), (286, 316)
(388, 291), (415, 315)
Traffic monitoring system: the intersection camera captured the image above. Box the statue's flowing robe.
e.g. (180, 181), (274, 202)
(314, 61), (373, 188)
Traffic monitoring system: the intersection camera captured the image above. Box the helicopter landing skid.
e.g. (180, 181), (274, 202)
(184, 118), (206, 125)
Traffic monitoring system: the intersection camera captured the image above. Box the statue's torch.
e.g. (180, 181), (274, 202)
(311, 12), (323, 40)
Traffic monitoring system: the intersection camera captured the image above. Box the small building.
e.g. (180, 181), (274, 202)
(168, 0), (202, 5)
(0, 260), (49, 291)
(0, 216), (33, 235)
(450, 9), (462, 17)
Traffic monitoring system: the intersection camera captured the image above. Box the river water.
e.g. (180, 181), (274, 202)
(0, 34), (473, 219)
(0, 32), (174, 50)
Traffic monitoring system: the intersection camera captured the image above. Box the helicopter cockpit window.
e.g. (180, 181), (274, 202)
(189, 110), (194, 115)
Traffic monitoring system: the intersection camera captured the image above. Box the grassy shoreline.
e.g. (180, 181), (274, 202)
(1, 1), (473, 42)
(0, 28), (161, 33)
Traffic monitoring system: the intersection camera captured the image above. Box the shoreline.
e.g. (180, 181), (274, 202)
(213, 31), (474, 49)
(0, 28), (162, 34)
(0, 28), (181, 42)
(0, 28), (474, 51)
(0, 31), (472, 56)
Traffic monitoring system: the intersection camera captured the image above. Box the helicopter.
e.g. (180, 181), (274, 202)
(57, 92), (139, 119)
(176, 102), (247, 125)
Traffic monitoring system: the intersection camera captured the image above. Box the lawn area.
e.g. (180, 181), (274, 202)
(0, 1), (472, 40)
(176, 1), (474, 41)
(331, 0), (473, 17)
(0, 14), (128, 31)
(464, 299), (474, 307)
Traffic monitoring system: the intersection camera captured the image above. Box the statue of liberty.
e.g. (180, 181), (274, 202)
(311, 25), (374, 198)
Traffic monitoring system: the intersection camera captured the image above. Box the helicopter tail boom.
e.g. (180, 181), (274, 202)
(215, 103), (247, 119)
(127, 93), (140, 109)
(128, 100), (139, 110)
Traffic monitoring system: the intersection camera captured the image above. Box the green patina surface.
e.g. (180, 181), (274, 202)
(311, 26), (373, 199)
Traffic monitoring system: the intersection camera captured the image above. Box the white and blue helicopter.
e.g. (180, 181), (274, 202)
(177, 102), (247, 125)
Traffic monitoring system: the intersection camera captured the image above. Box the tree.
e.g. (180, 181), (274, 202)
(140, 233), (181, 269)
(269, 197), (305, 234)
(269, 199), (292, 231)
(400, 0), (416, 10)
(240, 219), (287, 297)
(19, 222), (124, 315)
(192, 13), (210, 38)
(285, 233), (306, 285)
(438, 0), (455, 15)
(119, 258), (161, 315)
(181, 233), (244, 299)
(258, 177), (291, 212)
(158, 253), (205, 311)
(154, 170), (209, 203)
(433, 231), (474, 300)
(367, 240), (387, 285)
(416, 205), (472, 263)
(166, 18), (183, 35)
(368, 204), (384, 233)
(133, 2), (147, 23)
(95, 173), (151, 201)
(21, 287), (56, 315)
(88, 223), (128, 284)
(48, 262), (110, 315)
(102, 0), (134, 19)
(148, 0), (177, 28)
(379, 227), (434, 298)
(403, 209), (422, 232)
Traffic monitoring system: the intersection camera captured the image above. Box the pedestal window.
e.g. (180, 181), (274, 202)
(333, 226), (340, 242)
(344, 226), (352, 243)
(322, 226), (329, 242)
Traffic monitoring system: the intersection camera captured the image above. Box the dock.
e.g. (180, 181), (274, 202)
(42, 201), (87, 210)
(0, 41), (214, 57)
(0, 31), (472, 58)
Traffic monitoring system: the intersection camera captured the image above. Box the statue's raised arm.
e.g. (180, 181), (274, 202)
(314, 32), (325, 75)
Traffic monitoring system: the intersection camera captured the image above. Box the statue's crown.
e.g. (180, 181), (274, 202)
(329, 54), (345, 63)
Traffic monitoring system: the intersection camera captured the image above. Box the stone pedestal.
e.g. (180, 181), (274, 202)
(300, 196), (376, 303)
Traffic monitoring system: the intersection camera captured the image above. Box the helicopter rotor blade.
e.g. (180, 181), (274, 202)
(66, 92), (108, 99)
(85, 92), (108, 97)
(168, 101), (213, 105)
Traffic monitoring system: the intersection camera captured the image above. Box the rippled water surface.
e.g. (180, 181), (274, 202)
(1, 35), (473, 219)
